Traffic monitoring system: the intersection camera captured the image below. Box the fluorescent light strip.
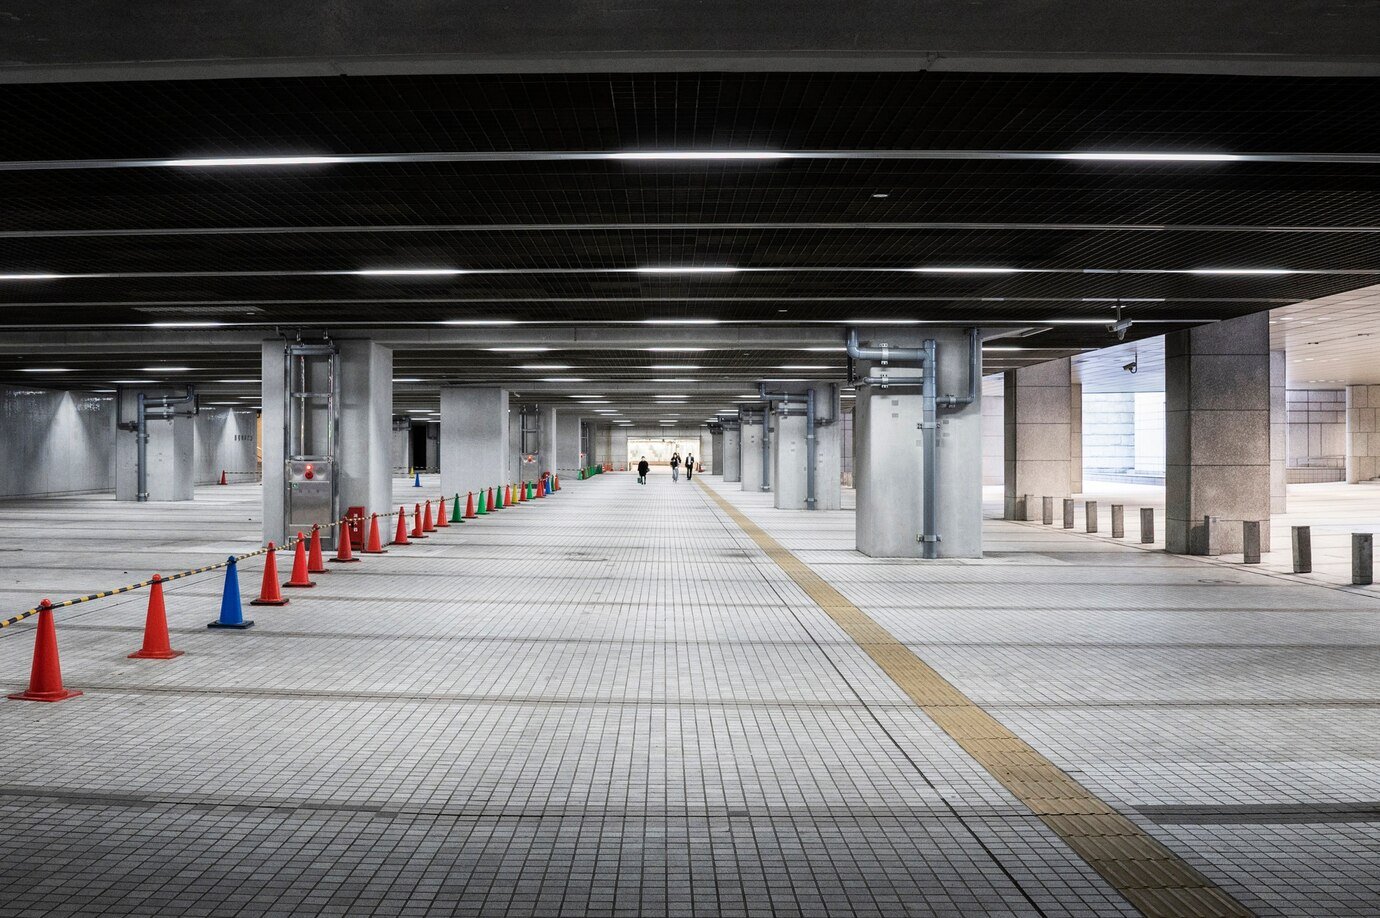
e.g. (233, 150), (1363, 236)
(1056, 152), (1243, 162)
(351, 268), (467, 276)
(163, 156), (345, 167)
(19, 367), (73, 372)
(610, 152), (791, 161)
(640, 318), (724, 324)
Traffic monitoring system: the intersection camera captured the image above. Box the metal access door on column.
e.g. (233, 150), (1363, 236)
(283, 344), (339, 547)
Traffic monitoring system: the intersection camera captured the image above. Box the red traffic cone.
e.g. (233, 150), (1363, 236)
(129, 575), (184, 660)
(331, 521), (361, 563)
(487, 486), (496, 511)
(411, 503), (428, 538)
(283, 534), (316, 588)
(306, 525), (330, 575)
(537, 477), (546, 498)
(219, 469), (228, 486)
(393, 507), (411, 546)
(422, 500), (436, 533)
(553, 475), (561, 492)
(435, 495), (450, 528)
(8, 600), (83, 702)
(464, 491), (477, 519)
(251, 543), (290, 605)
(365, 513), (388, 553)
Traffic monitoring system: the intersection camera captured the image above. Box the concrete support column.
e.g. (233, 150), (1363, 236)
(1270, 350), (1287, 512)
(722, 426), (742, 482)
(769, 383), (842, 510)
(555, 411), (584, 475)
(706, 429), (722, 474)
(1069, 381), (1084, 496)
(440, 387), (510, 498)
(1345, 384), (1380, 483)
(115, 388), (195, 502)
(740, 410), (769, 492)
(424, 421), (440, 471)
(538, 405), (558, 477)
(1166, 312), (1271, 554)
(855, 327), (983, 558)
(1003, 357), (1073, 520)
(391, 418), (409, 472)
(610, 425), (629, 470)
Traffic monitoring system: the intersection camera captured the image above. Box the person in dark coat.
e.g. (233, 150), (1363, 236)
(670, 452), (682, 482)
(685, 453), (695, 480)
(637, 457), (650, 485)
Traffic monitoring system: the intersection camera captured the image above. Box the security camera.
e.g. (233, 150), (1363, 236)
(1107, 317), (1133, 341)
(1122, 360), (1138, 374)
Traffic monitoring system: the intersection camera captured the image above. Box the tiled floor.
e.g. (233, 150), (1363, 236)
(0, 473), (1377, 916)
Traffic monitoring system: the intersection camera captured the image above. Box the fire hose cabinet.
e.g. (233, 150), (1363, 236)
(346, 506), (367, 548)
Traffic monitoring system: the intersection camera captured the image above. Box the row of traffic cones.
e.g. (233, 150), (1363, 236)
(8, 479), (566, 702)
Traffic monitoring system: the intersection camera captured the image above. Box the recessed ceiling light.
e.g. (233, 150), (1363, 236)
(147, 321), (224, 328)
(640, 318), (724, 324)
(871, 193), (889, 199)
(910, 267), (1018, 274)
(645, 347), (708, 353)
(143, 366), (191, 372)
(648, 364), (701, 370)
(163, 155), (346, 167)
(516, 364), (573, 370)
(352, 268), (466, 277)
(487, 346), (551, 352)
(1185, 268), (1296, 275)
(441, 319), (518, 325)
(634, 267), (739, 275)
(18, 367), (73, 373)
(393, 377), (425, 383)
(611, 151), (790, 161)
(1057, 152), (1243, 162)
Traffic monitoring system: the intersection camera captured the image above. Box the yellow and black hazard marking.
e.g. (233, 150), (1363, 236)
(697, 480), (1252, 918)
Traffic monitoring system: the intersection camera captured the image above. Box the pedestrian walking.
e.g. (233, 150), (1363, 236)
(637, 457), (650, 485)
(670, 452), (681, 482)
(685, 453), (695, 480)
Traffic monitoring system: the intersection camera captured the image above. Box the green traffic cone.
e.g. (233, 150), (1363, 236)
(477, 489), (488, 515)
(451, 493), (463, 523)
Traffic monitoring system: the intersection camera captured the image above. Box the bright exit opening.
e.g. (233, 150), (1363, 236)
(628, 438), (699, 466)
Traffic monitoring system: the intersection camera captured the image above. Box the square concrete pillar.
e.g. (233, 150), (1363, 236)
(1345, 384), (1380, 483)
(855, 327), (983, 558)
(1166, 313), (1271, 555)
(769, 384), (842, 510)
(424, 421), (440, 471)
(1069, 381), (1084, 496)
(740, 411), (769, 492)
(391, 418), (409, 472)
(441, 387), (510, 498)
(555, 410), (585, 474)
(538, 405), (558, 477)
(1003, 357), (1073, 520)
(708, 430), (723, 474)
(610, 425), (629, 470)
(115, 387), (195, 502)
(722, 426), (742, 482)
(1270, 351), (1287, 513)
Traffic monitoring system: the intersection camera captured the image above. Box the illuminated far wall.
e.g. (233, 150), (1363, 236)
(627, 435), (702, 466)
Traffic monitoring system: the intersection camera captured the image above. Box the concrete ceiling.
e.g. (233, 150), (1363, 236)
(1270, 283), (1380, 389)
(3, 2), (1379, 83)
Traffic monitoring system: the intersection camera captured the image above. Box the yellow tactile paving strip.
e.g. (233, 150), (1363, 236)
(699, 480), (1253, 918)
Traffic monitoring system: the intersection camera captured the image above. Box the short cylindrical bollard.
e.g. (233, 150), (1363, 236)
(1042, 496), (1054, 525)
(1023, 493), (1036, 522)
(1353, 533), (1373, 586)
(1204, 515), (1221, 556)
(1063, 498), (1074, 529)
(1111, 504), (1124, 539)
(1140, 508), (1154, 544)
(1085, 500), (1098, 533)
(1292, 526), (1312, 574)
(1242, 521), (1261, 564)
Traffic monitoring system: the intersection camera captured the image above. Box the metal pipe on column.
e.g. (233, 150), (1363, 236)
(805, 387), (817, 510)
(135, 386), (197, 503)
(920, 339), (938, 558)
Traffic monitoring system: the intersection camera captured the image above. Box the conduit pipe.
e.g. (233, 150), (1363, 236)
(844, 327), (980, 558)
(135, 386), (198, 502)
(759, 382), (822, 509)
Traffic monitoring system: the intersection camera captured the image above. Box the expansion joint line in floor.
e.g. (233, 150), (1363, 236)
(695, 480), (1253, 918)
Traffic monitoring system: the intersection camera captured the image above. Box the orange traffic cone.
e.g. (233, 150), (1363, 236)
(393, 507), (411, 546)
(553, 475), (561, 492)
(284, 534), (316, 588)
(365, 513), (388, 553)
(487, 486), (496, 511)
(422, 500), (436, 532)
(219, 470), (228, 486)
(331, 521), (361, 563)
(537, 477), (546, 498)
(411, 503), (428, 538)
(464, 491), (477, 519)
(306, 525), (329, 574)
(8, 600), (82, 702)
(129, 575), (184, 659)
(251, 543), (290, 605)
(435, 495), (450, 528)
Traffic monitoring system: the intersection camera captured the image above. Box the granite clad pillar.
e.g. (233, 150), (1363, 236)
(1166, 312), (1271, 554)
(1003, 358), (1073, 521)
(1270, 350), (1287, 512)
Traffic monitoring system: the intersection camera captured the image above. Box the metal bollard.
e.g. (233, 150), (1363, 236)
(1353, 533), (1373, 586)
(1292, 526), (1312, 574)
(1042, 496), (1054, 526)
(1242, 521), (1261, 564)
(1140, 508), (1155, 544)
(1085, 500), (1098, 533)
(1203, 515), (1221, 557)
(1063, 498), (1074, 529)
(1023, 493), (1036, 522)
(1111, 504), (1124, 539)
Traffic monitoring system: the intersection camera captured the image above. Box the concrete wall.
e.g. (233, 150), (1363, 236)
(1345, 385), (1380, 483)
(1286, 388), (1345, 482)
(980, 375), (1003, 486)
(1003, 357), (1071, 520)
(193, 408), (259, 485)
(0, 386), (117, 498)
(1083, 392), (1135, 477)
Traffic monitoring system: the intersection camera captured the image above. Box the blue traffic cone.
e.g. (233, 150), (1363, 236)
(413, 470), (422, 487)
(207, 556), (254, 629)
